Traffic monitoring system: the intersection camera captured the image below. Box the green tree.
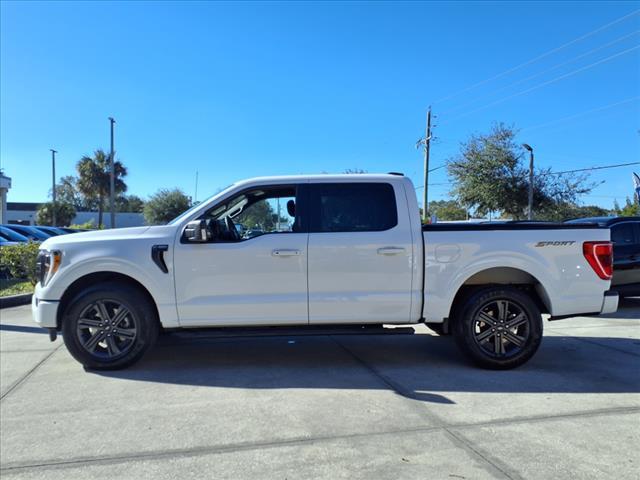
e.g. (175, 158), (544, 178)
(535, 202), (611, 222)
(427, 200), (468, 221)
(54, 175), (100, 211)
(52, 176), (82, 210)
(447, 124), (595, 219)
(143, 189), (191, 225)
(35, 201), (77, 226)
(614, 197), (640, 217)
(234, 199), (288, 231)
(76, 149), (128, 227)
(116, 194), (145, 213)
(571, 204), (611, 218)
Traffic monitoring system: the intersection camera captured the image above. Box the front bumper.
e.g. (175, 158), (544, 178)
(600, 290), (619, 315)
(32, 294), (59, 329)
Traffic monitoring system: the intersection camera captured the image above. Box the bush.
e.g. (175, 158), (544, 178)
(143, 188), (191, 225)
(36, 201), (76, 226)
(68, 220), (99, 230)
(0, 242), (40, 285)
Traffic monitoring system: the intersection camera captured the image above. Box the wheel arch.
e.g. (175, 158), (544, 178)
(56, 271), (160, 331)
(448, 267), (551, 321)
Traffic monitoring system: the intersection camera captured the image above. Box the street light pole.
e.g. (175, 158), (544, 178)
(522, 143), (534, 220)
(108, 117), (116, 229)
(50, 149), (57, 226)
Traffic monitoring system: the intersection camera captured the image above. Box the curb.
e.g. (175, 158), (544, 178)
(0, 293), (33, 309)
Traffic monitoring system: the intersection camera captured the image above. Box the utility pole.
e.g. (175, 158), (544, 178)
(522, 143), (534, 220)
(422, 107), (432, 222)
(50, 149), (57, 226)
(108, 117), (116, 229)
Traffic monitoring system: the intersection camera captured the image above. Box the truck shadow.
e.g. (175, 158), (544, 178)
(93, 327), (640, 402)
(601, 296), (640, 319)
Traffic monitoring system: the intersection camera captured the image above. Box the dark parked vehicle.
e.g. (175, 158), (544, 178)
(0, 236), (21, 246)
(0, 226), (30, 243)
(1, 224), (51, 241)
(34, 226), (69, 236)
(566, 216), (640, 297)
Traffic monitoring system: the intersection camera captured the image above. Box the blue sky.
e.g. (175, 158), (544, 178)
(1, 1), (639, 209)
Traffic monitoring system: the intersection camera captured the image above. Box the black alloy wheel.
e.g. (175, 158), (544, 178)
(76, 300), (138, 359)
(452, 287), (543, 369)
(62, 282), (159, 370)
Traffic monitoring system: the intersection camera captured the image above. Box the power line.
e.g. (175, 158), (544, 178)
(442, 44), (640, 124)
(415, 182), (453, 190)
(539, 161), (640, 176)
(583, 195), (630, 199)
(520, 96), (640, 132)
(442, 30), (640, 116)
(432, 9), (640, 105)
(414, 161), (640, 190)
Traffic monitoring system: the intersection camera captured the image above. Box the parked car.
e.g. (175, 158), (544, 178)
(566, 216), (640, 297)
(0, 225), (30, 243)
(0, 236), (21, 246)
(58, 227), (90, 234)
(34, 226), (69, 237)
(2, 224), (52, 241)
(32, 174), (617, 370)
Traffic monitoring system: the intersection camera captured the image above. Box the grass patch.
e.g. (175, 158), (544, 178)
(0, 279), (34, 297)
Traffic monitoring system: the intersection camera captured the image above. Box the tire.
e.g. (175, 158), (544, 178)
(61, 282), (159, 370)
(452, 286), (542, 369)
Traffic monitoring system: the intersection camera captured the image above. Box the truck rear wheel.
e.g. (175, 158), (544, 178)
(61, 282), (159, 370)
(452, 287), (542, 369)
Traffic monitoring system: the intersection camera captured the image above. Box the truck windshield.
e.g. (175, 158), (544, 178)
(168, 184), (235, 226)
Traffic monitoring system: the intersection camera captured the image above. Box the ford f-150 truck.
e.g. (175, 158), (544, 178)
(32, 174), (618, 370)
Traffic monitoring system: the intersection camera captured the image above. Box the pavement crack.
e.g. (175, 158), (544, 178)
(328, 334), (441, 408)
(328, 335), (522, 480)
(0, 343), (62, 402)
(445, 429), (523, 480)
(1, 406), (638, 474)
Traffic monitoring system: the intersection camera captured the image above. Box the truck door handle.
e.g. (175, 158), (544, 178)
(377, 247), (405, 256)
(272, 249), (301, 257)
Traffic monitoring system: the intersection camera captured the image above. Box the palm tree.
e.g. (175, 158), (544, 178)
(76, 149), (128, 227)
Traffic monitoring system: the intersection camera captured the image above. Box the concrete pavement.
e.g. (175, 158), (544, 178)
(1, 299), (639, 479)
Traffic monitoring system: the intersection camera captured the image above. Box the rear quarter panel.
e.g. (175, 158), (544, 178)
(423, 227), (611, 322)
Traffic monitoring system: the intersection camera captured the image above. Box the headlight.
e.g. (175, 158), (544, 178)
(36, 250), (62, 287)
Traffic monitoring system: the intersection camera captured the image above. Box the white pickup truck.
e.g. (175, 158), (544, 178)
(32, 174), (618, 370)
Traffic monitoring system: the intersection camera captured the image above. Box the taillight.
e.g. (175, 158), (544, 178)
(583, 241), (613, 280)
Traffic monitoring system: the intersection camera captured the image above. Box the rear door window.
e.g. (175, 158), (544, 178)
(308, 183), (398, 233)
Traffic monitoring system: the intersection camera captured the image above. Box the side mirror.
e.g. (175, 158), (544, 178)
(183, 220), (209, 243)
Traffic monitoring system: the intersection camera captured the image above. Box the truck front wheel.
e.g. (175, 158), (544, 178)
(61, 282), (159, 370)
(452, 287), (542, 369)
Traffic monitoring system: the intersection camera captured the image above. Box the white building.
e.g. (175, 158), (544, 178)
(0, 172), (11, 224)
(6, 202), (144, 228)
